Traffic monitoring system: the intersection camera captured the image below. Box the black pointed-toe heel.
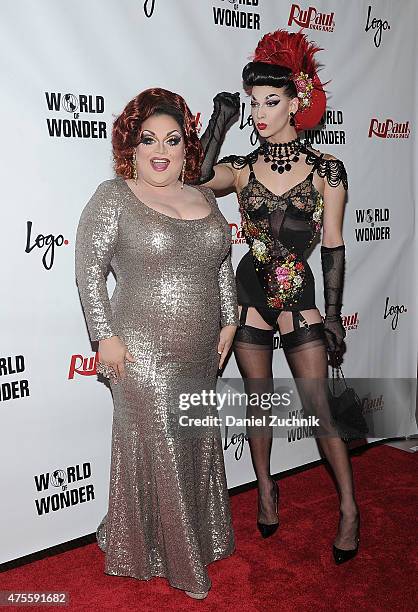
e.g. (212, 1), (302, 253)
(332, 538), (359, 564)
(257, 480), (279, 539)
(333, 510), (360, 564)
(257, 520), (279, 539)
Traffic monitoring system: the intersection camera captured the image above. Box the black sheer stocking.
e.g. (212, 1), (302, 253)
(234, 328), (359, 546)
(233, 340), (279, 525)
(283, 339), (359, 549)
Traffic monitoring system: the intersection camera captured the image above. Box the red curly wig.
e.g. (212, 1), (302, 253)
(112, 88), (203, 183)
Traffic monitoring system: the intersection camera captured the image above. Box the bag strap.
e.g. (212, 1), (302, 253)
(331, 364), (348, 392)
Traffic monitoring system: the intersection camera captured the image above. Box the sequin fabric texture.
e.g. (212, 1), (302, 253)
(75, 177), (239, 593)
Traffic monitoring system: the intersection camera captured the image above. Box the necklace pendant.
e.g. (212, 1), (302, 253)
(260, 137), (303, 175)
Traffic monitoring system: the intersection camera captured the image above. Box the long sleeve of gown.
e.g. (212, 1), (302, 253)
(218, 251), (239, 327)
(75, 181), (121, 341)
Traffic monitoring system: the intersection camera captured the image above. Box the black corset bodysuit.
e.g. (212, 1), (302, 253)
(218, 145), (348, 330)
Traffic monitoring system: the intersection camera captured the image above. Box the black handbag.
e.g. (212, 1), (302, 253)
(328, 365), (369, 441)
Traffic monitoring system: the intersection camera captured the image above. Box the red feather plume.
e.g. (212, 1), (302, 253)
(252, 29), (323, 78)
(251, 29), (327, 131)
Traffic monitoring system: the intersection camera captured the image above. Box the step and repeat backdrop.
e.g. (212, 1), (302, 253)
(1, 0), (417, 562)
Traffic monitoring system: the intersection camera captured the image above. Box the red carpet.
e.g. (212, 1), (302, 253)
(1, 444), (416, 611)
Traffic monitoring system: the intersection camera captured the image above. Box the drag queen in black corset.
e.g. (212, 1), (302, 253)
(199, 30), (360, 564)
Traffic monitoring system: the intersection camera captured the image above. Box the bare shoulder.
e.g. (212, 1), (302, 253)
(218, 150), (257, 190)
(216, 153), (249, 181)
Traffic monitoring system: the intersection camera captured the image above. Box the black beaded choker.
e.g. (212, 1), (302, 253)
(260, 137), (303, 174)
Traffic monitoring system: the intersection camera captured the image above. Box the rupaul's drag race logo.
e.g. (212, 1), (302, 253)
(25, 221), (69, 270)
(288, 4), (335, 32)
(0, 355), (29, 403)
(45, 91), (107, 139)
(229, 222), (246, 245)
(68, 353), (99, 380)
(361, 393), (384, 415)
(194, 112), (203, 134)
(342, 312), (360, 333)
(368, 118), (411, 139)
(213, 0), (261, 30)
(34, 462), (95, 515)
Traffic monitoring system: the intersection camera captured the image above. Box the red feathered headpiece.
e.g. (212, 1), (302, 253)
(252, 29), (326, 132)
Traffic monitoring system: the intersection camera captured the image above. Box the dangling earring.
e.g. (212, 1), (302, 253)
(181, 158), (186, 189)
(289, 111), (296, 127)
(131, 148), (138, 184)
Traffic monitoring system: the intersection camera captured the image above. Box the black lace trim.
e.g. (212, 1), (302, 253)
(301, 145), (348, 190)
(218, 147), (348, 190)
(217, 149), (259, 169)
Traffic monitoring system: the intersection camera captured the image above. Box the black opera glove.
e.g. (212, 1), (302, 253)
(321, 244), (346, 355)
(197, 91), (241, 184)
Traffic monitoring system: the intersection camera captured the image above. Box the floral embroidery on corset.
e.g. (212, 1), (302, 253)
(224, 145), (347, 311)
(310, 191), (324, 238)
(239, 198), (308, 309)
(267, 253), (305, 309)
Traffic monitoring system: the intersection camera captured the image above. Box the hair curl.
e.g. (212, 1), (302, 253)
(112, 88), (203, 183)
(242, 62), (297, 99)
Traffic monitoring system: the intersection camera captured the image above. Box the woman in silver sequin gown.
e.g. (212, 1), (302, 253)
(75, 88), (239, 598)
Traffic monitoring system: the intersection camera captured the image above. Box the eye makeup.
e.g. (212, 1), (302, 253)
(250, 95), (280, 108)
(139, 131), (182, 146)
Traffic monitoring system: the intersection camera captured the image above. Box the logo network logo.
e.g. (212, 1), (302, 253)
(342, 312), (359, 332)
(0, 354), (30, 403)
(68, 353), (99, 379)
(288, 4), (335, 32)
(143, 0), (156, 17)
(368, 118), (410, 139)
(305, 109), (346, 146)
(45, 91), (107, 139)
(223, 426), (248, 460)
(354, 208), (390, 242)
(25, 221), (69, 270)
(365, 5), (390, 48)
(383, 297), (407, 330)
(213, 0), (261, 30)
(34, 462), (94, 515)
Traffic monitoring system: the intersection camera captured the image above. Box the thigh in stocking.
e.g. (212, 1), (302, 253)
(280, 332), (339, 437)
(233, 308), (275, 476)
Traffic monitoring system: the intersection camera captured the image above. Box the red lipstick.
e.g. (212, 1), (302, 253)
(257, 123), (267, 130)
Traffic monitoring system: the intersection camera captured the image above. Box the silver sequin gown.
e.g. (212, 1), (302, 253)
(75, 177), (239, 593)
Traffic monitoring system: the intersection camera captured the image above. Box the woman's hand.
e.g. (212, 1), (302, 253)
(97, 336), (135, 383)
(217, 325), (237, 369)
